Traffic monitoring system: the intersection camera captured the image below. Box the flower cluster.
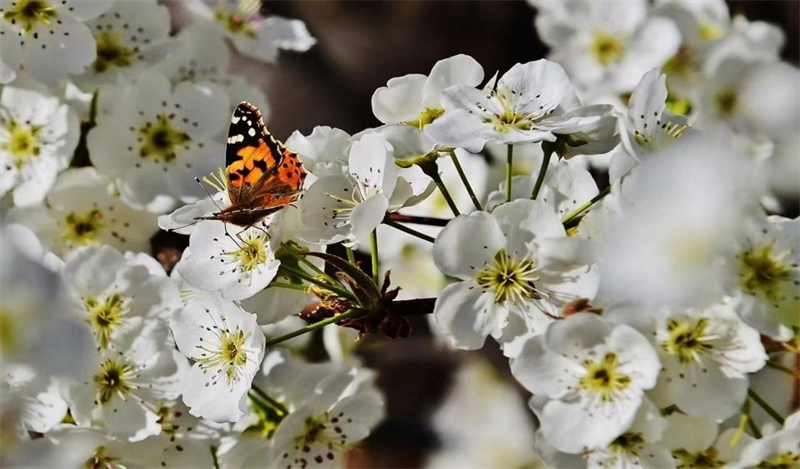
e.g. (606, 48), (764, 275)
(2, 0), (799, 467)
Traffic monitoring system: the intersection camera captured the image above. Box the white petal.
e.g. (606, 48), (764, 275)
(371, 74), (427, 124)
(22, 15), (96, 86)
(432, 211), (506, 279)
(421, 54), (484, 109)
(350, 194), (388, 247)
(433, 281), (502, 350)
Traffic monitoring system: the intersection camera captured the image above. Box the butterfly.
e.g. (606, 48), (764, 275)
(199, 101), (307, 228)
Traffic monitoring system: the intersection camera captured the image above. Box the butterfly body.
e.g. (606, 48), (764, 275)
(201, 101), (306, 227)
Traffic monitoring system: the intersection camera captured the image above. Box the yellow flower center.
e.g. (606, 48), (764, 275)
(673, 448), (726, 469)
(661, 317), (713, 364)
(475, 249), (540, 305)
(288, 412), (350, 464)
(214, 8), (257, 38)
(226, 235), (268, 273)
(590, 32), (624, 66)
(2, 121), (42, 168)
(198, 327), (248, 385)
(579, 353), (632, 402)
(138, 114), (190, 163)
(757, 452), (800, 469)
(485, 87), (535, 133)
(699, 24), (725, 41)
(93, 358), (135, 404)
(2, 0), (56, 33)
(61, 209), (104, 246)
(404, 107), (445, 129)
(84, 293), (128, 349)
(739, 244), (793, 300)
(715, 88), (738, 117)
(663, 46), (699, 79)
(93, 30), (136, 73)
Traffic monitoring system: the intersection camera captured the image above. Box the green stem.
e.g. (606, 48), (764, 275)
(210, 446), (220, 469)
(346, 247), (356, 264)
(383, 218), (435, 243)
(388, 213), (450, 227)
(561, 185), (612, 226)
(765, 360), (800, 378)
(278, 264), (354, 301)
(506, 144), (514, 202)
(748, 388), (785, 425)
(281, 243), (336, 285)
(747, 412), (763, 439)
(447, 149), (482, 211)
(422, 162), (460, 216)
(263, 309), (363, 348)
(250, 384), (288, 415)
(370, 230), (380, 284)
(268, 281), (309, 292)
(531, 144), (553, 200)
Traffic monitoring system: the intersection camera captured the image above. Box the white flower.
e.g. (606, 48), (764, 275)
(301, 133), (401, 247)
(724, 215), (800, 340)
(608, 303), (767, 421)
(244, 349), (385, 468)
(432, 199), (598, 352)
(530, 0), (681, 93)
(176, 219), (281, 301)
(0, 78), (79, 206)
(285, 125), (351, 179)
(510, 313), (661, 453)
(0, 0), (114, 86)
(72, 0), (171, 89)
(425, 59), (617, 154)
(8, 167), (157, 258)
(62, 245), (182, 349)
(727, 411), (800, 469)
(427, 359), (541, 469)
(611, 68), (691, 181)
(659, 413), (750, 468)
(170, 291), (265, 422)
(62, 317), (188, 441)
(371, 54), (484, 126)
(87, 72), (228, 213)
(536, 399), (671, 469)
(185, 0), (315, 63)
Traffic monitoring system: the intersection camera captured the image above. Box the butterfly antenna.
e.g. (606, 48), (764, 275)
(166, 219), (200, 233)
(195, 176), (225, 212)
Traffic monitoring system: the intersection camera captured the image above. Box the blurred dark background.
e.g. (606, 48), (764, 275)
(163, 2), (799, 467)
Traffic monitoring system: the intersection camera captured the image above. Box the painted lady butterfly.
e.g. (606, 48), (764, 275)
(202, 101), (306, 227)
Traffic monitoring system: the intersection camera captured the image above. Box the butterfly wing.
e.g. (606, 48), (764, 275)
(250, 147), (307, 208)
(225, 101), (283, 204)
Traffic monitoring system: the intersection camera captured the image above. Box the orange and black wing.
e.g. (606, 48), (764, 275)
(252, 147), (307, 208)
(225, 101), (283, 203)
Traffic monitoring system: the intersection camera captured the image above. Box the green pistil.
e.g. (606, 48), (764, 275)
(94, 30), (136, 73)
(673, 448), (726, 469)
(2, 120), (42, 169)
(93, 358), (134, 405)
(662, 317), (713, 364)
(62, 209), (104, 246)
(404, 107), (445, 129)
(84, 293), (127, 349)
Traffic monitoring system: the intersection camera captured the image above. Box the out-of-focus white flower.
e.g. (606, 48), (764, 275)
(301, 133), (404, 248)
(177, 219), (281, 301)
(170, 291), (265, 423)
(530, 0), (681, 94)
(185, 0), (315, 63)
(72, 0), (171, 89)
(8, 167), (157, 258)
(157, 23), (269, 120)
(598, 132), (755, 309)
(723, 215), (800, 340)
(87, 72), (228, 213)
(432, 199), (598, 352)
(727, 411), (800, 469)
(285, 125), (350, 180)
(660, 413), (750, 468)
(608, 303), (767, 421)
(427, 359), (542, 468)
(511, 313), (660, 453)
(536, 399), (671, 469)
(371, 54), (484, 126)
(0, 78), (79, 206)
(425, 60), (617, 154)
(0, 0), (114, 86)
(63, 245), (181, 349)
(242, 349), (384, 468)
(486, 158), (599, 219)
(62, 317), (188, 441)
